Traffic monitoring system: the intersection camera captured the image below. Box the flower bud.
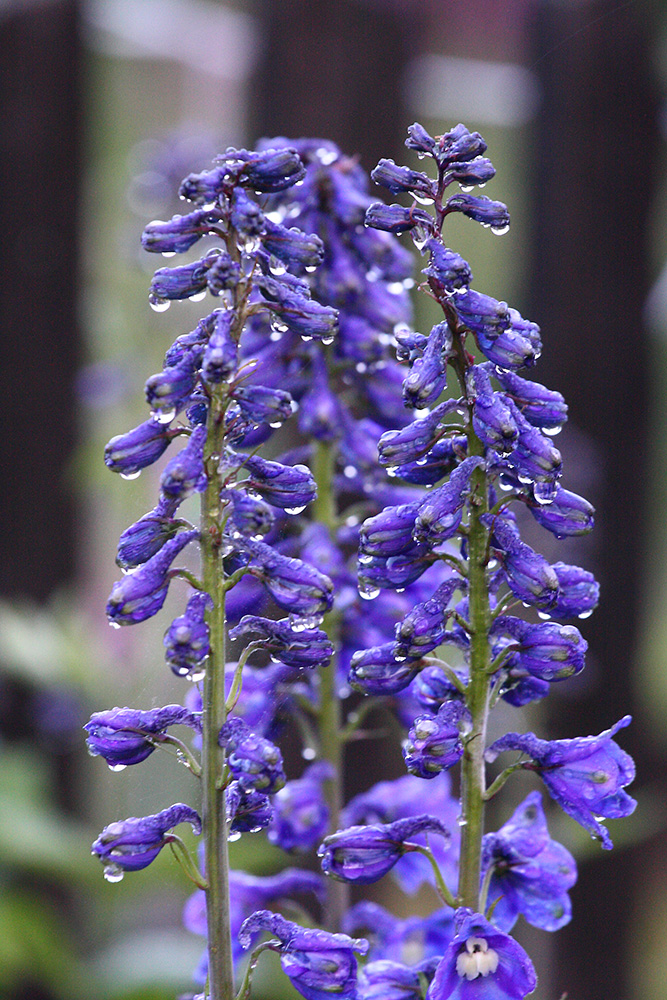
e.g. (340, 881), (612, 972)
(403, 700), (469, 778)
(229, 615), (333, 670)
(104, 418), (173, 476)
(318, 815), (449, 885)
(348, 642), (422, 695)
(220, 717), (285, 794)
(371, 158), (436, 200)
(164, 591), (213, 677)
(106, 530), (198, 625)
(85, 704), (201, 767)
(141, 208), (223, 254)
(92, 803), (201, 874)
(116, 496), (180, 570)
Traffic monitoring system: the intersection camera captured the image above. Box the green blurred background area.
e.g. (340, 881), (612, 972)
(1, 1), (667, 998)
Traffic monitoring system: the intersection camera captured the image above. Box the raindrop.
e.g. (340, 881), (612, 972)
(543, 426), (562, 437)
(108, 763), (127, 773)
(358, 553), (373, 565)
(359, 584), (380, 601)
(491, 224), (510, 236)
(149, 294), (170, 313)
(120, 470), (141, 481)
(109, 621), (121, 630)
(189, 290), (207, 303)
(161, 251), (176, 258)
(578, 609), (594, 620)
(228, 830), (242, 843)
(321, 334), (335, 346)
(152, 408), (176, 425)
(270, 330), (283, 342)
(537, 611), (551, 621)
(268, 255), (286, 276)
(459, 185), (474, 193)
(302, 746), (317, 760)
(344, 465), (357, 479)
(305, 265), (317, 273)
(285, 505), (307, 515)
(301, 335), (313, 343)
(188, 668), (206, 683)
(103, 864), (125, 883)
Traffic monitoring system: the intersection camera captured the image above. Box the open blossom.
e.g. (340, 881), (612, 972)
(486, 716), (636, 849)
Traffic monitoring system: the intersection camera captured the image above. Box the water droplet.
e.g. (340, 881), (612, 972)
(268, 255), (286, 276)
(108, 763), (127, 772)
(187, 667), (206, 683)
(344, 465), (357, 479)
(161, 251), (176, 258)
(103, 864), (125, 883)
(284, 505), (306, 515)
(543, 425), (562, 437)
(302, 746), (317, 760)
(355, 362), (367, 373)
(269, 420), (283, 429)
(457, 816), (468, 828)
(358, 553), (373, 565)
(537, 611), (551, 621)
(301, 335), (313, 343)
(270, 330), (283, 342)
(228, 830), (242, 843)
(108, 620), (121, 630)
(321, 334), (334, 346)
(491, 224), (510, 236)
(271, 318), (290, 335)
(459, 184), (474, 193)
(152, 408), (176, 425)
(412, 192), (434, 206)
(387, 281), (404, 295)
(120, 470), (141, 481)
(578, 609), (594, 620)
(149, 294), (170, 313)
(189, 290), (207, 303)
(359, 584), (380, 601)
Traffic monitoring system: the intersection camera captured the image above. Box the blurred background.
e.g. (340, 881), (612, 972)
(2, 0), (667, 997)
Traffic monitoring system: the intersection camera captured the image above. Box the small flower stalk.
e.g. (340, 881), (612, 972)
(88, 123), (635, 1000)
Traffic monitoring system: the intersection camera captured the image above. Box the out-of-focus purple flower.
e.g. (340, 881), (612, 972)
(219, 716), (285, 794)
(298, 357), (344, 441)
(145, 348), (202, 419)
(160, 425), (208, 501)
(414, 665), (467, 714)
(229, 615), (333, 669)
(403, 701), (470, 778)
(269, 762), (334, 852)
(85, 704), (201, 767)
(239, 910), (368, 1000)
(549, 562), (600, 620)
(486, 716), (636, 849)
(527, 486), (594, 537)
(482, 792), (576, 933)
(360, 958), (440, 1000)
(106, 530), (198, 625)
(104, 417), (174, 476)
(164, 591), (213, 677)
(425, 908), (536, 999)
(344, 900), (455, 966)
(116, 495), (181, 570)
(348, 641), (422, 695)
(92, 803), (200, 875)
(318, 815), (449, 885)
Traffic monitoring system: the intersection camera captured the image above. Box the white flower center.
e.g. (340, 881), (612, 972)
(455, 936), (500, 980)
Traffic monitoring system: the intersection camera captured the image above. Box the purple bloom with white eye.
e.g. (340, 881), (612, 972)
(240, 454), (317, 511)
(106, 530), (198, 625)
(201, 309), (238, 384)
(348, 641), (422, 695)
(365, 202), (435, 235)
(229, 615), (333, 670)
(239, 539), (334, 618)
(360, 958), (440, 1000)
(226, 781), (273, 835)
(160, 425), (208, 501)
(269, 762), (334, 852)
(164, 591), (213, 677)
(115, 495), (180, 570)
(403, 321), (453, 408)
(104, 417), (173, 476)
(92, 803), (201, 875)
(413, 457), (484, 546)
(85, 704), (201, 767)
(342, 774), (460, 894)
(486, 716), (636, 849)
(527, 486), (595, 537)
(550, 562), (600, 620)
(394, 578), (461, 659)
(494, 616), (586, 682)
(426, 909), (536, 1000)
(482, 792), (576, 933)
(403, 701), (470, 778)
(318, 815), (449, 885)
(239, 910), (368, 1000)
(141, 208), (223, 254)
(219, 716), (285, 794)
(492, 368), (567, 431)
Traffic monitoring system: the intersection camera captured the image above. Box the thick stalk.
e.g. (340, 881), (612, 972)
(312, 438), (349, 931)
(200, 397), (235, 1000)
(456, 403), (492, 912)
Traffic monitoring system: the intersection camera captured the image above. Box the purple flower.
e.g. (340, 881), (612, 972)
(145, 348), (201, 419)
(85, 704), (201, 767)
(486, 716), (636, 849)
(239, 910), (367, 1000)
(344, 900), (455, 965)
(467, 366), (517, 452)
(106, 530), (198, 625)
(414, 665), (467, 714)
(233, 145), (306, 192)
(92, 803), (201, 876)
(150, 252), (219, 302)
(549, 562), (600, 620)
(318, 815), (449, 885)
(402, 320), (453, 408)
(413, 457), (484, 545)
(219, 716), (285, 794)
(360, 503), (421, 559)
(240, 454), (316, 511)
(226, 782), (273, 835)
(269, 762), (334, 852)
(231, 384), (294, 429)
(422, 244), (472, 299)
(223, 490), (275, 539)
(444, 193), (510, 232)
(239, 539), (334, 618)
(360, 958), (440, 1000)
(403, 701), (469, 778)
(365, 202), (434, 235)
(494, 616), (586, 682)
(348, 641), (422, 695)
(164, 591), (213, 677)
(371, 158), (436, 200)
(201, 309), (238, 384)
(115, 495), (180, 570)
(229, 615), (333, 670)
(485, 516), (559, 610)
(160, 425), (208, 501)
(426, 909), (536, 999)
(261, 217), (324, 271)
(482, 792), (576, 933)
(436, 124), (488, 166)
(141, 208), (224, 254)
(492, 368), (567, 431)
(527, 486), (595, 538)
(378, 400), (461, 467)
(104, 417), (173, 476)
(394, 578), (461, 659)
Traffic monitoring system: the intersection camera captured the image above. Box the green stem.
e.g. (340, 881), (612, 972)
(456, 431), (492, 912)
(201, 393), (235, 1000)
(410, 844), (457, 909)
(311, 439), (348, 932)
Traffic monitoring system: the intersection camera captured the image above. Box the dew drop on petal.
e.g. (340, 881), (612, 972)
(103, 864), (125, 883)
(120, 470), (141, 481)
